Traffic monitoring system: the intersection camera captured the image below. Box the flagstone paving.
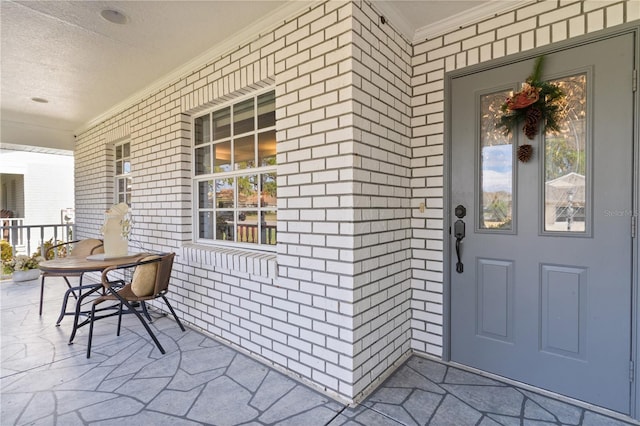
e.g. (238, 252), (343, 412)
(1, 277), (637, 425)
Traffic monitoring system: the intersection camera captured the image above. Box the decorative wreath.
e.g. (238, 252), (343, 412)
(498, 56), (565, 162)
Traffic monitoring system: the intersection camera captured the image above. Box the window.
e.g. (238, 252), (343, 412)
(479, 90), (514, 231)
(194, 90), (276, 248)
(543, 74), (587, 233)
(115, 141), (131, 205)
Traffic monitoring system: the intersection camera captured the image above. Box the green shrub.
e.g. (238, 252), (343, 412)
(35, 238), (67, 260)
(1, 241), (13, 274)
(1, 240), (12, 262)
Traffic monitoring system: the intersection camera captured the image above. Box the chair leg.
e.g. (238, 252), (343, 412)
(69, 285), (101, 344)
(56, 287), (75, 325)
(57, 283), (100, 325)
(116, 303), (123, 336)
(63, 276), (79, 300)
(41, 274), (83, 317)
(161, 296), (186, 332)
(39, 275), (46, 316)
(87, 303), (97, 358)
(141, 302), (152, 322)
(77, 275), (83, 297)
(111, 292), (165, 354)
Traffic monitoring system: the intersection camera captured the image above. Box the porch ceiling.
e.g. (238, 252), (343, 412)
(0, 0), (524, 153)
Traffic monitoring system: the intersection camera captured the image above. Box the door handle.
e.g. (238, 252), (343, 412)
(454, 219), (465, 273)
(454, 204), (466, 273)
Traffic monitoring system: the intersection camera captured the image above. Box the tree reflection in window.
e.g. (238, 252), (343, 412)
(544, 74), (587, 232)
(480, 90), (513, 230)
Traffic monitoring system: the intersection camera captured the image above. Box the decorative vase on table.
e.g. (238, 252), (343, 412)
(12, 269), (41, 282)
(101, 202), (131, 258)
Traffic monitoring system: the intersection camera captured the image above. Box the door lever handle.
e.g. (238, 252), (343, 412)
(454, 219), (465, 273)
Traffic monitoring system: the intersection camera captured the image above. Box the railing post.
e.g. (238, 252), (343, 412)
(9, 225), (18, 256)
(26, 227), (31, 256)
(39, 225), (46, 256)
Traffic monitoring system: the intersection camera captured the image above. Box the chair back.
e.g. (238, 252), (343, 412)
(70, 239), (104, 257)
(130, 252), (175, 298)
(153, 253), (175, 296)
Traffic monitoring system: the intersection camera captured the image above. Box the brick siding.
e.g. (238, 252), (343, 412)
(73, 0), (639, 404)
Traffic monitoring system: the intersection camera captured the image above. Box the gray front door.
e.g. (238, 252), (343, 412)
(450, 34), (635, 414)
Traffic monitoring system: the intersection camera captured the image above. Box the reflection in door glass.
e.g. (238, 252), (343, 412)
(544, 74), (586, 233)
(480, 91), (513, 230)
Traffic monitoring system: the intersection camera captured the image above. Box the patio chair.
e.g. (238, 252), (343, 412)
(85, 252), (185, 358)
(39, 239), (104, 321)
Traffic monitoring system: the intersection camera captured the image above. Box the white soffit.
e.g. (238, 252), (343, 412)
(79, 0), (321, 134)
(373, 0), (533, 43)
(414, 0), (534, 41)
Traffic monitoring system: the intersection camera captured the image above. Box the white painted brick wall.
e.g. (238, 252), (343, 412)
(346, 0), (413, 398)
(73, 0), (366, 405)
(72, 0), (639, 408)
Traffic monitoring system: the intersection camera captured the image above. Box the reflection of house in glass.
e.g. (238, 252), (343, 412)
(213, 186), (276, 208)
(545, 172), (585, 231)
(216, 188), (234, 208)
(210, 185), (277, 244)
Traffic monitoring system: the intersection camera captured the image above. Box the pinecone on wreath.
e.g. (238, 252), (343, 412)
(523, 106), (542, 139)
(517, 144), (534, 162)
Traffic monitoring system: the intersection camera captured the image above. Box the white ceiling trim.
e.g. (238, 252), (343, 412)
(77, 0), (321, 136)
(413, 0), (534, 41)
(0, 142), (73, 156)
(368, 1), (413, 43)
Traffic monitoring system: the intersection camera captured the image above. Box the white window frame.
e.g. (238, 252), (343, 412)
(192, 89), (277, 251)
(114, 140), (131, 205)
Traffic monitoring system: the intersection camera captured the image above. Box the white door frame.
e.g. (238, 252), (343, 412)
(442, 22), (640, 418)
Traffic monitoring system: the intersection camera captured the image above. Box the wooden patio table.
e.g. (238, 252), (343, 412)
(39, 253), (149, 343)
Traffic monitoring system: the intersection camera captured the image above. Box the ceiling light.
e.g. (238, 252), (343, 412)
(31, 97), (48, 103)
(101, 9), (128, 25)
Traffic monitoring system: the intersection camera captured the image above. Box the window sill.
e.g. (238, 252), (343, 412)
(181, 243), (277, 279)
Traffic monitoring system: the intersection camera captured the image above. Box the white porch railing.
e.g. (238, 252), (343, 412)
(1, 218), (76, 256)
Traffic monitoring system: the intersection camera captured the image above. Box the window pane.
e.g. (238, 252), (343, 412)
(238, 175), (258, 208)
(480, 91), (513, 230)
(260, 173), (277, 208)
(198, 180), (213, 209)
(195, 146), (211, 175)
(238, 211), (258, 244)
(258, 91), (275, 128)
(235, 135), (255, 170)
(193, 91), (276, 245)
(261, 211), (277, 246)
(195, 115), (211, 145)
(216, 211), (234, 241)
(214, 141), (231, 172)
(115, 142), (131, 205)
(258, 130), (276, 167)
(544, 74), (587, 233)
(234, 98), (254, 135)
(199, 212), (214, 239)
(215, 178), (234, 208)
(213, 107), (231, 141)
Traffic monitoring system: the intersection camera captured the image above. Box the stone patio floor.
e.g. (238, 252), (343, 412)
(1, 276), (638, 425)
